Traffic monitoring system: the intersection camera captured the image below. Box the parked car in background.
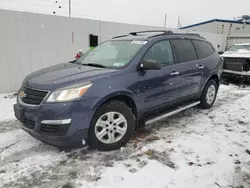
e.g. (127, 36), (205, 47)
(221, 43), (250, 83)
(14, 30), (223, 151)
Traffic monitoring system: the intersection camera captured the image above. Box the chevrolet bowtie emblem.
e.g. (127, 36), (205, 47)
(19, 91), (27, 98)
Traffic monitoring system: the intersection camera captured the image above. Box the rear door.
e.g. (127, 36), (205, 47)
(192, 40), (216, 85)
(170, 39), (203, 98)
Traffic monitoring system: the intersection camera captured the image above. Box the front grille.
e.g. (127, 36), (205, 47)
(21, 87), (48, 105)
(23, 119), (35, 130)
(224, 58), (250, 72)
(40, 124), (70, 136)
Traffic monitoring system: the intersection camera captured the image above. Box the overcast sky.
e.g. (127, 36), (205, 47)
(0, 0), (249, 28)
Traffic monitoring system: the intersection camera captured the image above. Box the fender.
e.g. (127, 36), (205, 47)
(200, 73), (220, 95)
(92, 90), (138, 113)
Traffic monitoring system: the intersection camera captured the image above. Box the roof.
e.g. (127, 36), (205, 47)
(180, 19), (250, 29)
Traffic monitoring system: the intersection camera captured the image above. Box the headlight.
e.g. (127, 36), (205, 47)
(46, 82), (92, 102)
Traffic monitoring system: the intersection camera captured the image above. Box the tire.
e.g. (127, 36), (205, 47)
(88, 101), (135, 151)
(199, 79), (218, 109)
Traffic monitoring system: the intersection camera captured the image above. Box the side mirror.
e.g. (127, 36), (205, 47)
(218, 51), (224, 55)
(139, 59), (161, 70)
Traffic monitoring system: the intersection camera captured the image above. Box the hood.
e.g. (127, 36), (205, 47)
(23, 62), (117, 90)
(221, 49), (250, 58)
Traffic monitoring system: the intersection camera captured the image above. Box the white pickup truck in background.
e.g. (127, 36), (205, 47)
(221, 43), (250, 85)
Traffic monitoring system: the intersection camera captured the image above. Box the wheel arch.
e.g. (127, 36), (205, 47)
(202, 74), (220, 92)
(208, 74), (220, 88)
(199, 74), (219, 109)
(93, 91), (138, 119)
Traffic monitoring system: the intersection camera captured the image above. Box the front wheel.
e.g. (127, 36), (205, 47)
(88, 101), (135, 151)
(199, 79), (218, 109)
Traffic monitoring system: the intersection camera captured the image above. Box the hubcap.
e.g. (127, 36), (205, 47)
(95, 112), (127, 144)
(206, 85), (216, 104)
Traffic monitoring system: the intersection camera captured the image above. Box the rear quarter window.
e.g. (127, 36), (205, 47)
(171, 39), (197, 63)
(192, 40), (214, 59)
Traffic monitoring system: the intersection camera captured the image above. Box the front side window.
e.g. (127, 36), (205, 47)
(77, 40), (147, 68)
(143, 40), (174, 67)
(171, 39), (197, 63)
(193, 40), (214, 59)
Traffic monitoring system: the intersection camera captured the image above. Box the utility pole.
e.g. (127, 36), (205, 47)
(164, 14), (167, 28)
(69, 0), (71, 17)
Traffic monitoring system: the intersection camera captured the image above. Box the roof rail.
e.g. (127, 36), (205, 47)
(112, 34), (129, 39)
(112, 30), (204, 39)
(129, 30), (173, 36)
(112, 30), (173, 39)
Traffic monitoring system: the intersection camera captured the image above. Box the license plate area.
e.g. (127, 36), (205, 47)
(14, 104), (25, 122)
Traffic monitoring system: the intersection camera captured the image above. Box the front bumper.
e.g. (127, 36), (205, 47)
(222, 70), (250, 82)
(223, 69), (250, 76)
(14, 97), (98, 148)
(26, 127), (88, 148)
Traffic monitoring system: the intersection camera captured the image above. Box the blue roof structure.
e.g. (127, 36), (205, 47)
(180, 19), (250, 29)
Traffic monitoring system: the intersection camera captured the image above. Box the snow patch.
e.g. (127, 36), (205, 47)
(0, 84), (249, 188)
(0, 93), (16, 122)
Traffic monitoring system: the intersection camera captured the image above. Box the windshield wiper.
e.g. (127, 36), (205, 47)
(83, 63), (107, 68)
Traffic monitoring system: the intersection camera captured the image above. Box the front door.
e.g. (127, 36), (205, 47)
(136, 40), (181, 112)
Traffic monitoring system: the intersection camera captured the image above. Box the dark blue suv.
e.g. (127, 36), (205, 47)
(14, 30), (223, 150)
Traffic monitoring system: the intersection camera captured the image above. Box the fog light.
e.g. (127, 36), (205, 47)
(41, 119), (71, 125)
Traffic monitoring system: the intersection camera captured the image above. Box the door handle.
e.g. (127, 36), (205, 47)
(171, 71), (179, 75)
(198, 65), (204, 69)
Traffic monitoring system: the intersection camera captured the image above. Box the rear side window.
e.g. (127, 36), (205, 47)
(193, 40), (214, 59)
(171, 39), (197, 63)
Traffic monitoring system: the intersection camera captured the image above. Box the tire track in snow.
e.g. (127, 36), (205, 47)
(0, 143), (56, 165)
(213, 86), (250, 109)
(0, 147), (139, 188)
(0, 151), (66, 188)
(0, 120), (20, 133)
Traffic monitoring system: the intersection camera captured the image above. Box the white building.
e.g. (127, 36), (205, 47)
(180, 19), (250, 35)
(0, 8), (226, 93)
(180, 19), (250, 50)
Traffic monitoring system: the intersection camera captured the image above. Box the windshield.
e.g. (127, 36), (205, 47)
(227, 44), (250, 52)
(77, 40), (147, 68)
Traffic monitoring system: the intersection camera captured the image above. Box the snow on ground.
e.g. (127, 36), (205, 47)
(0, 84), (250, 188)
(0, 93), (16, 122)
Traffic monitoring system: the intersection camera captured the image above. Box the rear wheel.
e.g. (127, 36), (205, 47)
(88, 101), (135, 151)
(199, 79), (218, 109)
